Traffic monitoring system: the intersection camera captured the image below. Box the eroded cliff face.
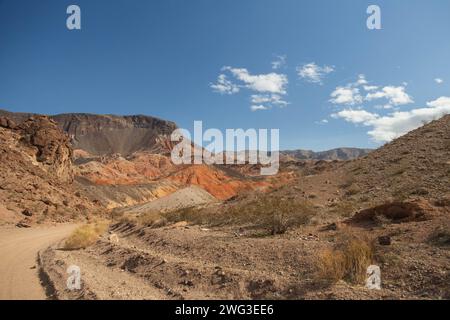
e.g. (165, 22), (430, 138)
(0, 116), (101, 225)
(0, 110), (178, 157)
(18, 116), (74, 183)
(52, 113), (177, 156)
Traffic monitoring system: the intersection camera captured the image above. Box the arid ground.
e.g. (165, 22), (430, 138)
(0, 110), (448, 300)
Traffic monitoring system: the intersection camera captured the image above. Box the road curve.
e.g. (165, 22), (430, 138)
(0, 224), (77, 300)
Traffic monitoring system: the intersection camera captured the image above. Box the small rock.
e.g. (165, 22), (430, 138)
(108, 233), (120, 244)
(323, 222), (338, 231)
(16, 222), (31, 228)
(21, 209), (33, 217)
(378, 236), (391, 246)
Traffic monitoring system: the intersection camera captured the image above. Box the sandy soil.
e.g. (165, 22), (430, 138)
(0, 224), (77, 300)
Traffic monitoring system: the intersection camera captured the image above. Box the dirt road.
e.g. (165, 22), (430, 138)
(0, 224), (76, 300)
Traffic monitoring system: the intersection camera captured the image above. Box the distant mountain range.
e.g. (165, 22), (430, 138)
(281, 148), (372, 161)
(0, 109), (371, 160)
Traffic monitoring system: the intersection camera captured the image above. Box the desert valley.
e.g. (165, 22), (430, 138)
(0, 109), (448, 300)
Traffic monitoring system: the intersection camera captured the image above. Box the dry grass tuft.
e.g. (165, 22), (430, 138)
(317, 233), (374, 284)
(64, 220), (109, 250)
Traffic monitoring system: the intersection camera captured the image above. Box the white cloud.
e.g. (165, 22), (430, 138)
(251, 94), (289, 107)
(250, 105), (270, 111)
(297, 62), (334, 84)
(210, 74), (240, 94)
(213, 65), (290, 111)
(315, 119), (329, 125)
(330, 87), (363, 105)
(355, 74), (368, 86)
(331, 109), (378, 124)
(427, 96), (450, 108)
(363, 85), (378, 91)
(223, 66), (288, 94)
(271, 55), (286, 70)
(366, 86), (413, 106)
(435, 78), (444, 84)
(333, 96), (450, 142)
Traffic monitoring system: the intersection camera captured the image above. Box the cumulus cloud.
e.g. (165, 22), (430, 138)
(250, 105), (270, 111)
(330, 75), (413, 111)
(332, 96), (450, 142)
(355, 74), (368, 86)
(212, 65), (289, 111)
(251, 94), (289, 107)
(223, 66), (288, 94)
(363, 85), (378, 91)
(210, 74), (240, 94)
(297, 62), (334, 84)
(271, 55), (287, 70)
(435, 78), (444, 84)
(331, 109), (378, 124)
(330, 87), (363, 105)
(427, 96), (450, 108)
(366, 85), (414, 106)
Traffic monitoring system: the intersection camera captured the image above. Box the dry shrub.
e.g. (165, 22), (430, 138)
(427, 226), (450, 247)
(339, 175), (355, 189)
(317, 234), (373, 284)
(329, 200), (357, 218)
(164, 196), (316, 235)
(137, 211), (167, 228)
(345, 185), (361, 196)
(64, 220), (109, 250)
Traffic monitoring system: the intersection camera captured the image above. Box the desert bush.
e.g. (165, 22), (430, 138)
(345, 185), (361, 196)
(163, 196), (316, 235)
(137, 211), (168, 228)
(64, 220), (109, 250)
(329, 200), (357, 218)
(317, 234), (373, 284)
(339, 175), (355, 189)
(427, 226), (450, 247)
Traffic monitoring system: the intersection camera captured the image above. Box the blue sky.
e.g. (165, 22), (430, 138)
(0, 0), (449, 151)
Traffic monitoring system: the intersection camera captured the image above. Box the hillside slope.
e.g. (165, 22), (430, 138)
(345, 115), (450, 204)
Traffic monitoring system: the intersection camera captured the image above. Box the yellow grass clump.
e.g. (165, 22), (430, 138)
(317, 235), (373, 284)
(64, 220), (109, 250)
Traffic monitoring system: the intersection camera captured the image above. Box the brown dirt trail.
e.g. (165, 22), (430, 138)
(0, 224), (76, 300)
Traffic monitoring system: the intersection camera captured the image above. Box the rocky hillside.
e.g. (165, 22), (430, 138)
(0, 115), (102, 225)
(0, 110), (177, 156)
(344, 115), (450, 204)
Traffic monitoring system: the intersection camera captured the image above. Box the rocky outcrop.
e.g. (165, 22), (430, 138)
(0, 116), (101, 224)
(18, 116), (74, 183)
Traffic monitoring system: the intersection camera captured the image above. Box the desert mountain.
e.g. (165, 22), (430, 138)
(0, 109), (373, 207)
(0, 110), (371, 160)
(0, 110), (177, 156)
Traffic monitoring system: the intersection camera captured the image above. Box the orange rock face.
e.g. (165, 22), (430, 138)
(75, 151), (276, 201)
(167, 165), (270, 200)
